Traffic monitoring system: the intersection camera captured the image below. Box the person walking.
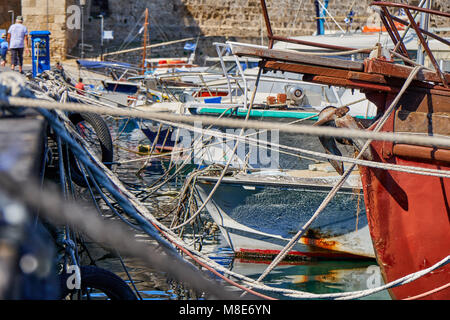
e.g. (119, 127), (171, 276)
(7, 16), (29, 73)
(0, 33), (8, 67)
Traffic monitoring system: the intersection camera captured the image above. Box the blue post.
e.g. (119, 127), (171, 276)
(314, 0), (321, 35)
(30, 31), (51, 78)
(314, 0), (329, 36)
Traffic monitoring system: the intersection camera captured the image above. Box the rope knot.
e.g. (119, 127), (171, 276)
(62, 239), (76, 252)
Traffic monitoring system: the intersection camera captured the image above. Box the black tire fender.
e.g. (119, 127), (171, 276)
(59, 265), (137, 300)
(67, 112), (114, 187)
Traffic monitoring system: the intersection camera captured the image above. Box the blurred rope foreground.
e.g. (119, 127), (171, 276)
(0, 170), (240, 300)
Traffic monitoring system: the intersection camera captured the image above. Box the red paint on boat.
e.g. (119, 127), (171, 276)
(359, 101), (450, 300)
(195, 90), (229, 97)
(229, 0), (450, 299)
(237, 248), (371, 260)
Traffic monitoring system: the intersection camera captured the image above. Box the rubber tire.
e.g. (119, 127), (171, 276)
(60, 265), (137, 300)
(67, 112), (114, 187)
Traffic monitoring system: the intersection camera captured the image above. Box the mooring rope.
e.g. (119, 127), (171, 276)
(3, 95), (450, 149)
(403, 282), (450, 300)
(69, 108), (450, 300)
(2, 69), (448, 300)
(150, 117), (450, 179)
(0, 170), (240, 300)
(50, 103), (278, 300)
(242, 65), (426, 294)
(38, 94), (275, 299)
(170, 66), (265, 231)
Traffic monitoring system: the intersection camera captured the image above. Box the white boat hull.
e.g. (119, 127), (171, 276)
(195, 171), (375, 260)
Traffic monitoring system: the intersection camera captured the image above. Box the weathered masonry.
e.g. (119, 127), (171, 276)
(0, 0), (448, 61)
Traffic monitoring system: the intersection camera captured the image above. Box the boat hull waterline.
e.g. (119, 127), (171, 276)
(195, 175), (375, 260)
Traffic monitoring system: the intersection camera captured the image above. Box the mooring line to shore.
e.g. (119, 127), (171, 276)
(0, 170), (240, 300)
(1, 70), (449, 300)
(148, 116), (450, 179)
(4, 89), (450, 180)
(240, 65), (426, 295)
(3, 94), (450, 149)
(43, 110), (450, 300)
(39, 99), (275, 299)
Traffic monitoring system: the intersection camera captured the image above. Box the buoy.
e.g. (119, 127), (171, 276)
(277, 93), (287, 104)
(266, 96), (276, 105)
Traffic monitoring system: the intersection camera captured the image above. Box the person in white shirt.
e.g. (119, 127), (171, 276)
(7, 16), (29, 73)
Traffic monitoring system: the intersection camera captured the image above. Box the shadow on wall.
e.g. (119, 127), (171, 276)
(68, 0), (204, 62)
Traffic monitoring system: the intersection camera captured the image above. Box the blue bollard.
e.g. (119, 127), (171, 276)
(30, 30), (51, 78)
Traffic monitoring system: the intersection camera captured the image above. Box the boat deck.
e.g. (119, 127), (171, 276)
(197, 163), (362, 192)
(228, 41), (450, 91)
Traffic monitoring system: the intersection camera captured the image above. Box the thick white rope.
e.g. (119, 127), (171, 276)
(151, 118), (450, 179)
(3, 72), (448, 300)
(3, 96), (450, 149)
(242, 65), (426, 294)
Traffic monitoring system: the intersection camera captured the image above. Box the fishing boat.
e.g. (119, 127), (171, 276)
(133, 40), (377, 157)
(186, 43), (377, 121)
(194, 164), (375, 259)
(230, 0), (449, 300)
(74, 59), (142, 106)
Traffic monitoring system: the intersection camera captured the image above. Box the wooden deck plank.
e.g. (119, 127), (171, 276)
(265, 61), (450, 94)
(365, 59), (450, 84)
(264, 61), (388, 84)
(228, 42), (364, 71)
(301, 74), (400, 93)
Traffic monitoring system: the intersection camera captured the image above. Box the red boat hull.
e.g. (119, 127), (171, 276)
(360, 93), (450, 300)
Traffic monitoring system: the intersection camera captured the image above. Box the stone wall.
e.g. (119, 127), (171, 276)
(20, 0), (79, 60)
(13, 0), (450, 63)
(78, 0), (450, 65)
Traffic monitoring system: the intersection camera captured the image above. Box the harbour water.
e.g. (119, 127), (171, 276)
(87, 118), (391, 300)
(0, 0), (448, 303)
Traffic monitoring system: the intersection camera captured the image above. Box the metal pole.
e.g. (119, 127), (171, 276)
(8, 11), (14, 25)
(314, 0), (321, 35)
(100, 15), (104, 61)
(80, 1), (85, 59)
(416, 0), (430, 65)
(141, 8), (149, 75)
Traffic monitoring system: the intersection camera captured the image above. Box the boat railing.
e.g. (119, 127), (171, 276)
(371, 2), (450, 87)
(213, 42), (349, 110)
(213, 42), (249, 107)
(258, 0), (449, 88)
